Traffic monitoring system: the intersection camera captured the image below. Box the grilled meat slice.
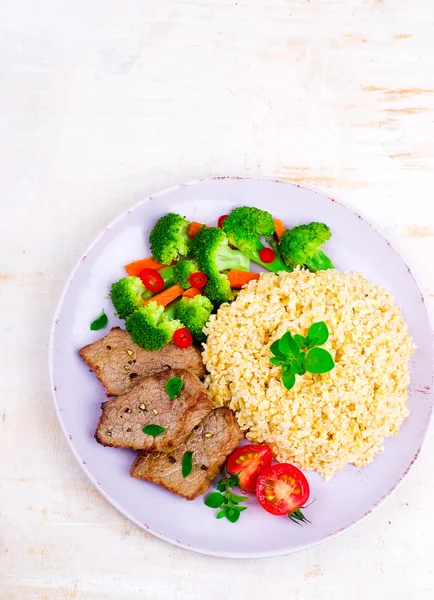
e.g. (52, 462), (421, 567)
(79, 327), (205, 396)
(130, 408), (243, 500)
(95, 369), (212, 451)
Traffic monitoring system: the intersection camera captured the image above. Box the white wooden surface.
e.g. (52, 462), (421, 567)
(1, 1), (434, 598)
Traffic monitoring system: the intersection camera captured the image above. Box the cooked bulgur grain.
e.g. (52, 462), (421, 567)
(202, 269), (414, 480)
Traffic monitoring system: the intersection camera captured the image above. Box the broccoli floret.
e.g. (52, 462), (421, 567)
(203, 274), (234, 308)
(125, 302), (183, 351)
(149, 213), (191, 265)
(174, 295), (213, 343)
(110, 276), (151, 319)
(279, 222), (334, 272)
(193, 226), (250, 279)
(222, 207), (290, 273)
(173, 260), (198, 290)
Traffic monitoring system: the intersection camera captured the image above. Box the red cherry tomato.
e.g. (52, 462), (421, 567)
(227, 444), (273, 492)
(189, 271), (208, 289)
(256, 463), (310, 516)
(218, 214), (229, 228)
(173, 328), (193, 348)
(138, 268), (165, 293)
(258, 247), (276, 264)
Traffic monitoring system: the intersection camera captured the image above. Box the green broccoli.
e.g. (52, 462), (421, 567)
(149, 213), (192, 265)
(222, 206), (290, 273)
(193, 226), (250, 278)
(173, 295), (213, 343)
(125, 302), (183, 351)
(203, 274), (234, 308)
(279, 222), (334, 272)
(110, 267), (176, 319)
(173, 260), (199, 290)
(110, 276), (150, 319)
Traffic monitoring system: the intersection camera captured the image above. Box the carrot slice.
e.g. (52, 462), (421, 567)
(143, 284), (184, 307)
(273, 219), (285, 242)
(182, 287), (202, 298)
(125, 257), (165, 276)
(227, 270), (260, 288)
(187, 222), (205, 238)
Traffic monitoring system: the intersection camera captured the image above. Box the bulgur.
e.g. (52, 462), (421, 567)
(202, 269), (414, 480)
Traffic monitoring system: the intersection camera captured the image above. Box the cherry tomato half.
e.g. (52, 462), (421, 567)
(227, 444), (273, 492)
(138, 268), (165, 293)
(256, 463), (310, 516)
(173, 328), (193, 348)
(258, 247), (276, 264)
(189, 271), (208, 289)
(218, 214), (229, 228)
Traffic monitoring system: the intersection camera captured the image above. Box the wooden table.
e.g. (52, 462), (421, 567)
(1, 1), (434, 598)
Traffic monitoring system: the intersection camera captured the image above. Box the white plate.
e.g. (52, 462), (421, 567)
(50, 176), (433, 558)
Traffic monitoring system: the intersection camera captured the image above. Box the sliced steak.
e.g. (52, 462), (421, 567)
(95, 368), (212, 452)
(79, 327), (205, 396)
(130, 408), (243, 500)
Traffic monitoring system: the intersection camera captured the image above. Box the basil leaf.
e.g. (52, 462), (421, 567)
(289, 359), (305, 375)
(90, 310), (108, 331)
(228, 493), (248, 504)
(305, 348), (335, 374)
(205, 492), (225, 508)
(294, 334), (306, 349)
(282, 372), (296, 390)
(226, 510), (240, 523)
(166, 376), (183, 400)
(270, 340), (285, 358)
(142, 424), (166, 437)
(306, 321), (329, 347)
(279, 332), (301, 358)
(216, 480), (226, 493)
(270, 357), (284, 367)
(181, 451), (193, 478)
(216, 509), (227, 519)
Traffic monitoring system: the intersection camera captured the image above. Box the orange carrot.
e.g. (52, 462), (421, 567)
(187, 222), (205, 238)
(227, 270), (260, 288)
(182, 287), (202, 298)
(125, 257), (165, 276)
(273, 219), (285, 242)
(143, 284), (184, 307)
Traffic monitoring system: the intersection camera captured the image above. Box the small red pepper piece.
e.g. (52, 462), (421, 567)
(188, 271), (208, 289)
(173, 328), (193, 348)
(258, 248), (276, 264)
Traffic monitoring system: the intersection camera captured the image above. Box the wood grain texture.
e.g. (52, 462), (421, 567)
(1, 0), (434, 598)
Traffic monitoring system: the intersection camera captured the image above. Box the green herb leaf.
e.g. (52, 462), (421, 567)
(270, 340), (285, 358)
(205, 492), (225, 508)
(294, 334), (307, 349)
(216, 509), (227, 519)
(166, 376), (183, 400)
(306, 321), (329, 348)
(288, 508), (311, 525)
(270, 357), (284, 367)
(226, 510), (240, 523)
(90, 310), (108, 331)
(278, 332), (301, 358)
(181, 451), (193, 478)
(282, 371), (296, 390)
(289, 359), (305, 375)
(228, 493), (248, 504)
(142, 424), (166, 437)
(305, 347), (335, 374)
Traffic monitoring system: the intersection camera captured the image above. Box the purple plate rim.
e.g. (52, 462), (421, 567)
(48, 174), (434, 558)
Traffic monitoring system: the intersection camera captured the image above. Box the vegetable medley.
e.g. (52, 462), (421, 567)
(108, 206), (334, 352)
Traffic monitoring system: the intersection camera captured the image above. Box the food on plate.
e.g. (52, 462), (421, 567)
(279, 222), (334, 272)
(203, 268), (414, 480)
(125, 302), (183, 350)
(205, 467), (249, 523)
(173, 296), (213, 343)
(227, 444), (273, 492)
(149, 212), (192, 265)
(256, 463), (311, 523)
(90, 310), (108, 331)
(95, 368), (212, 451)
(227, 270), (260, 288)
(79, 327), (205, 396)
(193, 225), (250, 307)
(221, 206), (289, 273)
(269, 322), (335, 391)
(130, 408), (243, 500)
